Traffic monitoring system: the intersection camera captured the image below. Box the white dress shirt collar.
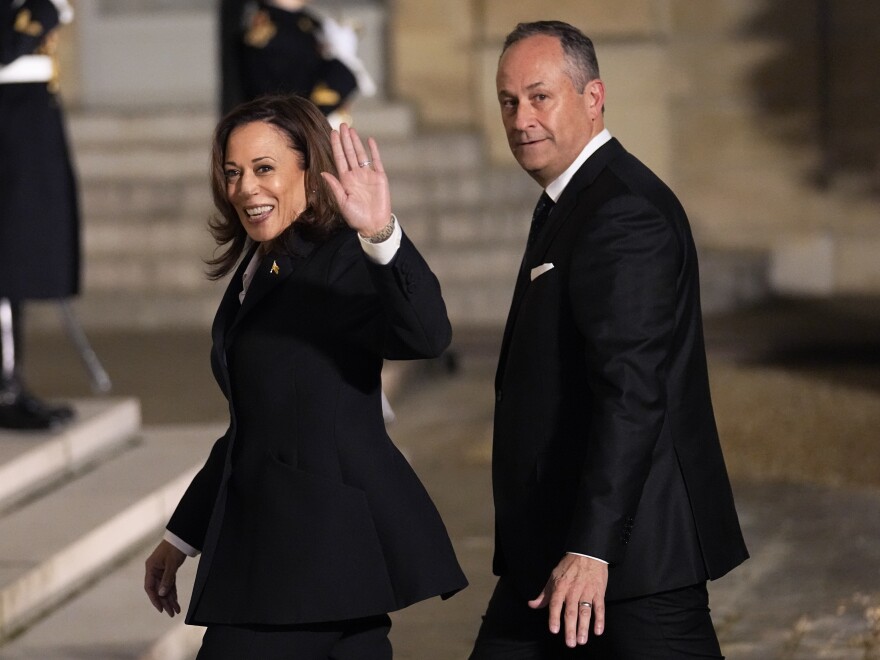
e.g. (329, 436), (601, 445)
(544, 128), (612, 203)
(239, 246), (262, 304)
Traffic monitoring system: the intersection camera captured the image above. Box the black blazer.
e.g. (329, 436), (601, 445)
(492, 138), (748, 602)
(168, 228), (467, 625)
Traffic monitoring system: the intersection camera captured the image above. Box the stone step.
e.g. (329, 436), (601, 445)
(0, 369), (411, 658)
(70, 111), (483, 184)
(81, 257), (217, 294)
(0, 538), (200, 659)
(386, 166), (537, 212)
(70, 127), (485, 183)
(31, 280), (520, 331)
(140, 620), (204, 660)
(79, 194), (537, 254)
(28, 291), (222, 331)
(68, 111), (215, 150)
(51, 98), (781, 331)
(76, 165), (537, 229)
(79, 180), (213, 222)
(66, 99), (419, 150)
(37, 236), (774, 332)
(699, 247), (770, 315)
(83, 220), (211, 256)
(0, 422), (223, 644)
(0, 399), (141, 514)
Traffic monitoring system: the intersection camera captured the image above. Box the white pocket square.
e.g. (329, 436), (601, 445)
(530, 263), (555, 281)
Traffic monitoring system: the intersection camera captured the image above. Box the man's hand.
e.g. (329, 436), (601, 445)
(528, 554), (608, 648)
(144, 540), (186, 617)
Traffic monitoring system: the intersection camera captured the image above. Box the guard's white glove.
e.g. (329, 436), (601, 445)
(319, 15), (377, 97)
(48, 0), (74, 24)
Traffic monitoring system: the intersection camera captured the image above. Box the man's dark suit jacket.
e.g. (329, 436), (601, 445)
(493, 138), (748, 602)
(168, 228), (467, 626)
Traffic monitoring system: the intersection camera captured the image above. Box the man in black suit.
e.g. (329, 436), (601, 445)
(470, 21), (748, 658)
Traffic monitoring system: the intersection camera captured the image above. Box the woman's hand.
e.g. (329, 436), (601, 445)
(144, 539), (186, 617)
(322, 123), (392, 238)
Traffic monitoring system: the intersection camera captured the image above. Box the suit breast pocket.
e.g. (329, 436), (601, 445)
(529, 262), (555, 283)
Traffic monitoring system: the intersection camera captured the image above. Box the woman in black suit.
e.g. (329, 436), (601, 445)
(144, 95), (466, 659)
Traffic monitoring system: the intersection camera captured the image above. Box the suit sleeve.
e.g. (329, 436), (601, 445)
(566, 193), (681, 564)
(309, 58), (358, 115)
(1, 0), (61, 65)
(330, 231), (452, 360)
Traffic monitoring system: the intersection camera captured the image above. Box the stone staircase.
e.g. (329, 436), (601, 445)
(32, 100), (537, 334)
(0, 361), (410, 659)
(27, 98), (783, 336)
(0, 408), (218, 659)
(0, 399), (175, 653)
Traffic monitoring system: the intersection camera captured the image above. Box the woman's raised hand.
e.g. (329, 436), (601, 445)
(321, 124), (392, 238)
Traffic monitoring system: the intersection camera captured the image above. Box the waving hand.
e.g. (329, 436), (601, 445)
(321, 123), (392, 238)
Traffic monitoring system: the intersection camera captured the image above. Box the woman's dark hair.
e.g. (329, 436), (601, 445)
(501, 21), (600, 93)
(205, 94), (344, 279)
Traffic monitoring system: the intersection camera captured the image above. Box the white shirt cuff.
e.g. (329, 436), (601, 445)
(164, 529), (200, 557)
(358, 215), (401, 265)
(567, 551), (609, 565)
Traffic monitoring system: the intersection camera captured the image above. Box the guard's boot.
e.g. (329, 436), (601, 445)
(0, 300), (74, 430)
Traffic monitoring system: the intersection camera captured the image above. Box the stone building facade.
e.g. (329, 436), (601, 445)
(391, 0), (880, 295)
(47, 0), (880, 332)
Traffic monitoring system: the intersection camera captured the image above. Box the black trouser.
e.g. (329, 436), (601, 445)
(196, 614), (392, 660)
(470, 577), (723, 659)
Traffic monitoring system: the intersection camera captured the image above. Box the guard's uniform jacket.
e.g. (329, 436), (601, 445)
(220, 0), (357, 116)
(0, 0), (79, 301)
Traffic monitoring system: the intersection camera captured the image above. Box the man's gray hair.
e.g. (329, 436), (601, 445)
(501, 21), (600, 93)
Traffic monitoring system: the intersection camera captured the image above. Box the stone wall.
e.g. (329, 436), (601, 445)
(392, 0), (880, 295)
(49, 0), (880, 299)
(393, 0), (675, 177)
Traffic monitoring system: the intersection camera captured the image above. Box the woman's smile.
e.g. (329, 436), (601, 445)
(225, 121), (308, 243)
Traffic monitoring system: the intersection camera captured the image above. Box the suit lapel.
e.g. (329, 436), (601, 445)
(211, 242), (258, 356)
(530, 139), (623, 264)
(495, 139), (625, 388)
(219, 232), (316, 350)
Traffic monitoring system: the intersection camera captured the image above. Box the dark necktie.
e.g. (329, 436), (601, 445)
(527, 192), (554, 249)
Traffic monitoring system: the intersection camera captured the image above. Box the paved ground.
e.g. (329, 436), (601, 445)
(382, 337), (880, 659)
(14, 295), (880, 658)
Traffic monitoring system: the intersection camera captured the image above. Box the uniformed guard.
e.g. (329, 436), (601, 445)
(219, 0), (375, 127)
(0, 0), (79, 429)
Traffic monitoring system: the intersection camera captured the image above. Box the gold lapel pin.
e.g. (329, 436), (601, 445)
(270, 260), (280, 275)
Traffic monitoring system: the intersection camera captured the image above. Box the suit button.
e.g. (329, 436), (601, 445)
(496, 390), (503, 402)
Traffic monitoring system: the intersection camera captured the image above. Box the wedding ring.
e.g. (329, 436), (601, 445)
(579, 601), (592, 608)
(359, 160), (373, 168)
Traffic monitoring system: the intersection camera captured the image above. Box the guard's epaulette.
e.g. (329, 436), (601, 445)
(14, 9), (45, 38)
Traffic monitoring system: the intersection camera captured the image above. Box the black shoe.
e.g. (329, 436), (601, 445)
(18, 391), (74, 423)
(0, 389), (75, 430)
